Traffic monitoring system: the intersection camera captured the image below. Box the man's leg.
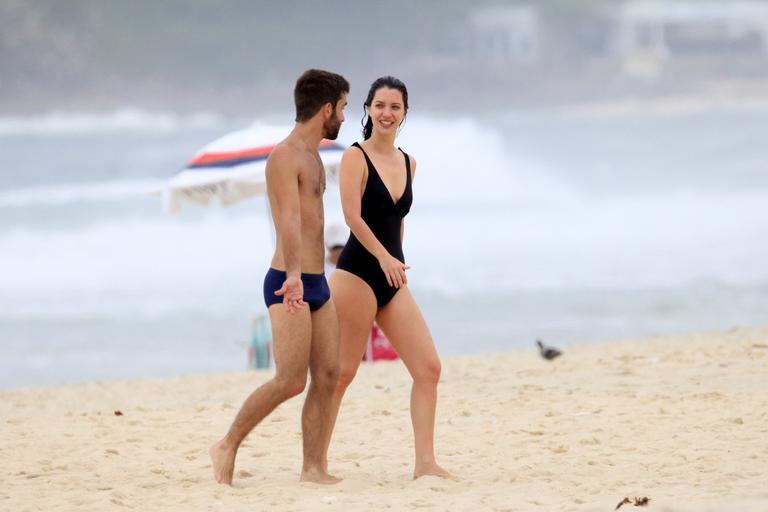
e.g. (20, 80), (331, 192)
(210, 305), (312, 485)
(300, 299), (342, 483)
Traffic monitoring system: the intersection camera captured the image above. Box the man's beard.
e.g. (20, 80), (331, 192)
(322, 112), (341, 140)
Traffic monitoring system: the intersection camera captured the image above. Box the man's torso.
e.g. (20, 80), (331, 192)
(268, 140), (326, 274)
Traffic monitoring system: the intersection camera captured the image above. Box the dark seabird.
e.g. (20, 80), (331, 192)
(536, 339), (562, 360)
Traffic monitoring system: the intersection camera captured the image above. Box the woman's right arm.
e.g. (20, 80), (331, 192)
(339, 147), (409, 288)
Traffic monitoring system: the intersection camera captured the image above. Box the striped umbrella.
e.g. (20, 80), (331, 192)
(163, 124), (344, 213)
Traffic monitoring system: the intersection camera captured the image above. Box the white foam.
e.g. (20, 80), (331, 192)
(0, 212), (273, 316)
(2, 189), (767, 317)
(404, 190), (768, 294)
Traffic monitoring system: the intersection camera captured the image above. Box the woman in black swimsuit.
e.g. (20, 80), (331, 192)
(326, 76), (450, 479)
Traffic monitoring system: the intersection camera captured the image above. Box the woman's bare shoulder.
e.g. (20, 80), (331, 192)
(344, 146), (363, 158)
(341, 144), (366, 164)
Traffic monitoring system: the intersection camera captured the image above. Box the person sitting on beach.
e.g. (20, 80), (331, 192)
(323, 76), (451, 479)
(209, 69), (348, 485)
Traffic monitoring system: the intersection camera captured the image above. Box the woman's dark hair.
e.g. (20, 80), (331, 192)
(361, 76), (409, 140)
(294, 69), (350, 122)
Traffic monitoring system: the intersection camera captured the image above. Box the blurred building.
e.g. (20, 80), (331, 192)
(617, 1), (768, 79)
(469, 5), (539, 64)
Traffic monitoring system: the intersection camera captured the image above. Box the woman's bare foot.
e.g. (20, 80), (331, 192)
(209, 439), (237, 485)
(413, 461), (454, 480)
(300, 467), (343, 485)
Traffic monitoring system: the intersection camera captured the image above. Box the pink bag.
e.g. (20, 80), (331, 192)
(363, 324), (399, 361)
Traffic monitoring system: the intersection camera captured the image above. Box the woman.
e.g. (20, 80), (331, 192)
(326, 76), (450, 479)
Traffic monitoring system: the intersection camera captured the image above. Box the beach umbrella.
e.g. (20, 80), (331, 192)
(163, 124), (344, 214)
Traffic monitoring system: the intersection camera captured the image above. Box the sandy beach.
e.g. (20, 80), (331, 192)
(2, 326), (767, 511)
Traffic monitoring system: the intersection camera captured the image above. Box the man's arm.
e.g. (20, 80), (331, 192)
(266, 146), (304, 312)
(267, 147), (301, 276)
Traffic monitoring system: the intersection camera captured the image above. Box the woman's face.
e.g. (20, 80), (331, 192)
(369, 87), (405, 137)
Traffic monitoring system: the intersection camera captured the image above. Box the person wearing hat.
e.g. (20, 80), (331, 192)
(324, 223), (348, 275)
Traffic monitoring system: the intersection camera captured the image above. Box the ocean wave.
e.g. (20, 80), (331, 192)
(0, 179), (166, 208)
(0, 108), (227, 136)
(535, 95), (768, 118)
(384, 117), (578, 207)
(1, 191), (767, 310)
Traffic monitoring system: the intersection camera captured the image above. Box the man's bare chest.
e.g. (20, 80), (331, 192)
(298, 157), (326, 198)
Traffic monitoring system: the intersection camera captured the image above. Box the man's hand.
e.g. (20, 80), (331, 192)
(274, 275), (305, 314)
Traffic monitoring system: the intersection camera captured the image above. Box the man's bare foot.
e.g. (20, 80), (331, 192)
(300, 467), (343, 485)
(413, 462), (454, 480)
(209, 440), (237, 485)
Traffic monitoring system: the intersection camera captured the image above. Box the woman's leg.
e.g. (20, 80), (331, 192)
(376, 286), (451, 479)
(321, 269), (377, 463)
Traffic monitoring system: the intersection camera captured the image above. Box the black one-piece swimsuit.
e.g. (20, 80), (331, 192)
(336, 142), (413, 308)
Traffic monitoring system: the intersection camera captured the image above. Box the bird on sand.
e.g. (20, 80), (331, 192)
(536, 339), (562, 360)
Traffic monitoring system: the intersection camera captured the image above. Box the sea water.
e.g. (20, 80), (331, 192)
(1, 107), (766, 388)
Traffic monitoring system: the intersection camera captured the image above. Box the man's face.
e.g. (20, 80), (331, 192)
(323, 93), (347, 140)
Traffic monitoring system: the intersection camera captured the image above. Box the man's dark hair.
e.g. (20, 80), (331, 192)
(294, 69), (350, 122)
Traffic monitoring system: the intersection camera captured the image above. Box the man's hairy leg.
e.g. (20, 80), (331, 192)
(300, 300), (342, 484)
(210, 305), (312, 485)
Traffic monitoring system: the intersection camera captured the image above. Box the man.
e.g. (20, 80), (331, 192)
(210, 69), (349, 485)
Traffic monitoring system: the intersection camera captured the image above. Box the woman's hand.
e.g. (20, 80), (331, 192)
(378, 253), (411, 289)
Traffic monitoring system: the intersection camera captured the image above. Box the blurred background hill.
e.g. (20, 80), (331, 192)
(3, 0), (768, 113)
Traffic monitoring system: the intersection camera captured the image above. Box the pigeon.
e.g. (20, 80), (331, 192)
(615, 496), (650, 509)
(536, 339), (562, 360)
